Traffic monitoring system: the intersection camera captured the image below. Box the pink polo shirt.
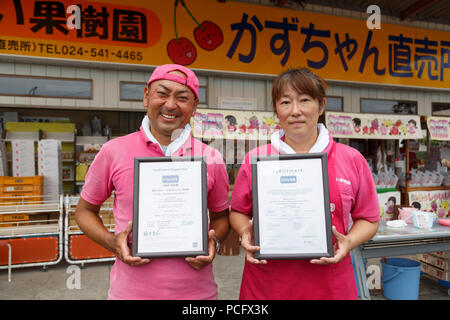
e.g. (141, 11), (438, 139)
(231, 137), (380, 232)
(81, 126), (229, 300)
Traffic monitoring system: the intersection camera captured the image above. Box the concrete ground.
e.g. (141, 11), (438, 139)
(0, 250), (449, 300)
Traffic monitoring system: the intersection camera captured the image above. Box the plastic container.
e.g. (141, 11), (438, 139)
(381, 258), (421, 300)
(411, 211), (436, 230)
(398, 207), (419, 224)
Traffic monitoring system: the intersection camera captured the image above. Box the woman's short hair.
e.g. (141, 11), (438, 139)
(271, 68), (327, 111)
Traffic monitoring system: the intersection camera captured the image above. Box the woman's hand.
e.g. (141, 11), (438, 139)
(185, 229), (217, 270)
(240, 219), (267, 265)
(309, 226), (351, 265)
(111, 221), (151, 266)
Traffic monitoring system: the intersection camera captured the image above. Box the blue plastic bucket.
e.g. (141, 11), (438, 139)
(381, 258), (421, 300)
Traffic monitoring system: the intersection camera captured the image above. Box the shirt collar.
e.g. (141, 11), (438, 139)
(141, 115), (192, 156)
(270, 123), (330, 154)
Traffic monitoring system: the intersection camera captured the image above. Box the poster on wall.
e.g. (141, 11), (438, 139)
(427, 117), (450, 141)
(408, 190), (450, 218)
(1, 0), (450, 90)
(377, 191), (401, 222)
(192, 108), (279, 140)
(326, 112), (423, 140)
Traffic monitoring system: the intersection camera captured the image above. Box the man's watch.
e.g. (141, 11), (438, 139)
(214, 235), (221, 252)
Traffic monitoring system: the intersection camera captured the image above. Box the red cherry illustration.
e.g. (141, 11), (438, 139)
(167, 37), (197, 65)
(193, 21), (223, 51)
(390, 127), (399, 135)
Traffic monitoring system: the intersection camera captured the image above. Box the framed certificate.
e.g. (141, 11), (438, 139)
(252, 153), (334, 260)
(132, 156), (208, 258)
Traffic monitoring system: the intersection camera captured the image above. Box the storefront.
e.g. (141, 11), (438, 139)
(0, 0), (449, 286)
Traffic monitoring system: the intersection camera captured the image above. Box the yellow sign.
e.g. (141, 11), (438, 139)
(1, 0), (450, 89)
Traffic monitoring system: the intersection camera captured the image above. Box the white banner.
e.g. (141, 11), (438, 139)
(408, 189), (450, 218)
(427, 117), (450, 141)
(326, 112), (423, 140)
(191, 108), (280, 140)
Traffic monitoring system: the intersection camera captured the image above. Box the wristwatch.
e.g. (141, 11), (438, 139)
(214, 235), (221, 252)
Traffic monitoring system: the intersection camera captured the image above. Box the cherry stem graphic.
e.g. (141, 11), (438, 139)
(180, 1), (204, 30)
(174, 3), (179, 43)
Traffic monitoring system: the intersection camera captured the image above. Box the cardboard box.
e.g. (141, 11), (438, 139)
(431, 251), (450, 259)
(1, 214), (29, 222)
(69, 216), (78, 227)
(12, 140), (36, 177)
(0, 223), (14, 228)
(419, 253), (450, 270)
(38, 139), (62, 201)
(421, 261), (450, 281)
(29, 214), (50, 224)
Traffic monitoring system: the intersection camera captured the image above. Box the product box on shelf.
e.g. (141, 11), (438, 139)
(1, 214), (29, 222)
(0, 139), (8, 176)
(419, 253), (450, 270)
(38, 139), (62, 201)
(0, 214), (29, 228)
(0, 176), (44, 205)
(431, 251), (450, 259)
(421, 261), (450, 282)
(11, 140), (35, 177)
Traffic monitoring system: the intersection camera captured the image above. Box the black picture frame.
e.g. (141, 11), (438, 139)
(132, 156), (208, 258)
(251, 153), (334, 260)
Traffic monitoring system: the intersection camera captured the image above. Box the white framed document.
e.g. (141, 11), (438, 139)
(132, 156), (208, 258)
(251, 153), (334, 260)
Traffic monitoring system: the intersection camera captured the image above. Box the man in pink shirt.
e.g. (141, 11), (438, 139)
(75, 64), (230, 300)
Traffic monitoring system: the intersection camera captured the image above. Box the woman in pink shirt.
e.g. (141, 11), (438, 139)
(230, 68), (380, 300)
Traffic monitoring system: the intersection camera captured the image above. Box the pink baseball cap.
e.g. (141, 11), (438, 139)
(146, 64), (199, 99)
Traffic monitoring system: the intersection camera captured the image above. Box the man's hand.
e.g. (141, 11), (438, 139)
(185, 229), (217, 270)
(112, 221), (151, 266)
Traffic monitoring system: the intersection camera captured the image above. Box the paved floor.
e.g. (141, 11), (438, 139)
(0, 250), (449, 300)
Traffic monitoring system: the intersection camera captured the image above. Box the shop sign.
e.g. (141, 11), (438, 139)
(427, 116), (450, 141)
(325, 112), (423, 140)
(0, 0), (449, 89)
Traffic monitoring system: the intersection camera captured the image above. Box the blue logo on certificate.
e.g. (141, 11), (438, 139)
(280, 176), (297, 184)
(162, 175), (179, 183)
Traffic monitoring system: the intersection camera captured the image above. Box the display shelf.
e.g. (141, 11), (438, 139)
(64, 195), (115, 266)
(74, 136), (109, 189)
(0, 194), (64, 271)
(4, 130), (41, 141)
(4, 122), (77, 194)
